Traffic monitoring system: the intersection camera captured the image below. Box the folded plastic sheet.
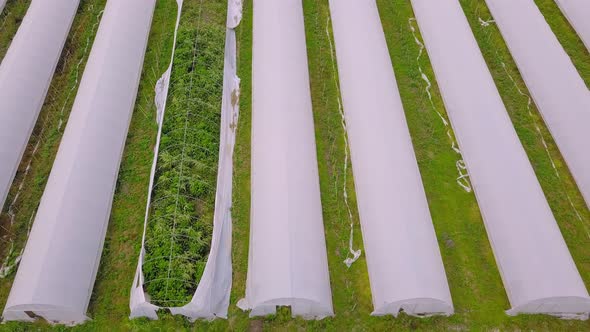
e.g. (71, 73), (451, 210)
(130, 0), (241, 320)
(485, 0), (590, 210)
(236, 0), (333, 319)
(554, 0), (590, 51)
(0, 0), (80, 211)
(2, 0), (156, 325)
(327, 0), (452, 317)
(128, 0), (183, 320)
(410, 0), (590, 319)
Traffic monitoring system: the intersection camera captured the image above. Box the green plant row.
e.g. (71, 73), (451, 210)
(142, 0), (227, 307)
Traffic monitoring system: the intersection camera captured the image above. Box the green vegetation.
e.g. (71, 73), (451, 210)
(142, 0), (227, 306)
(0, 0), (105, 291)
(0, 0), (31, 62)
(1, 0), (590, 330)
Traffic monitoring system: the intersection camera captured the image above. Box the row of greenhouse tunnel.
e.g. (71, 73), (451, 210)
(0, 0), (589, 327)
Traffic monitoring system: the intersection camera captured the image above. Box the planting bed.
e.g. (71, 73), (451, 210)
(142, 0), (227, 307)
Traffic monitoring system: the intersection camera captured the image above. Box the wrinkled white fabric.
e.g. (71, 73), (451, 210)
(327, 0), (452, 317)
(0, 0), (80, 213)
(485, 0), (590, 210)
(411, 0), (590, 319)
(129, 0), (184, 320)
(3, 0), (156, 325)
(227, 0), (242, 29)
(130, 0), (241, 321)
(554, 0), (590, 51)
(237, 0), (333, 320)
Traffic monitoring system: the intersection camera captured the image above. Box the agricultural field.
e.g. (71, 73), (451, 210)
(461, 0), (590, 290)
(0, 0), (589, 331)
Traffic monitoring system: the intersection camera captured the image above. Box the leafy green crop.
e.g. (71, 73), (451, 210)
(142, 0), (226, 307)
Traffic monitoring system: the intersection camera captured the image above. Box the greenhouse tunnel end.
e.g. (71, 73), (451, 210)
(371, 297), (454, 317)
(2, 304), (89, 326)
(506, 296), (590, 320)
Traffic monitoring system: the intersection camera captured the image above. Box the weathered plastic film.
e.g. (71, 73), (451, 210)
(410, 0), (590, 318)
(0, 0), (80, 211)
(237, 0), (333, 319)
(2, 0), (156, 325)
(485, 0), (590, 209)
(327, 0), (453, 317)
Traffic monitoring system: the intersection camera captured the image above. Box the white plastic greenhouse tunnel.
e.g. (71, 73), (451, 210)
(327, 0), (453, 317)
(0, 0), (79, 212)
(484, 0), (590, 210)
(2, 0), (156, 325)
(0, 0), (7, 14)
(410, 0), (590, 319)
(130, 0), (242, 320)
(554, 0), (590, 51)
(236, 0), (333, 319)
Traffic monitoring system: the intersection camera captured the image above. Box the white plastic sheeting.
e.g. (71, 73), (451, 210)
(554, 0), (590, 51)
(410, 0), (590, 318)
(130, 0), (242, 320)
(0, 0), (6, 14)
(327, 0), (452, 317)
(485, 0), (590, 210)
(2, 0), (156, 325)
(0, 0), (80, 211)
(129, 0), (183, 320)
(236, 0), (333, 319)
